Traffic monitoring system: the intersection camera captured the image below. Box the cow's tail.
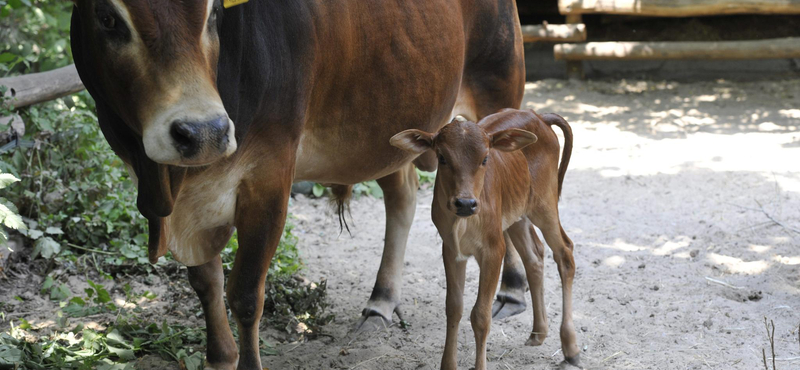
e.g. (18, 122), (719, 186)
(540, 113), (573, 198)
(329, 184), (353, 234)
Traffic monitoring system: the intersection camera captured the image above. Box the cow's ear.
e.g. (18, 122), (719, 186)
(390, 129), (434, 154)
(95, 104), (186, 263)
(490, 128), (537, 152)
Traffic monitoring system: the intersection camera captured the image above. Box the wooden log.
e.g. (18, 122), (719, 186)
(522, 24), (587, 43)
(0, 65), (84, 109)
(564, 14), (585, 79)
(554, 37), (800, 60)
(559, 0), (800, 17)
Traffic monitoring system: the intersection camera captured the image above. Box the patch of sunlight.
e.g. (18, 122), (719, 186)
(653, 239), (689, 256)
(770, 174), (800, 194)
(708, 253), (769, 275)
(778, 109), (800, 119)
(773, 255), (800, 265)
(603, 255), (625, 267)
(757, 122), (785, 131)
(749, 244), (771, 253)
(693, 95), (718, 102)
(586, 240), (647, 252)
(563, 95), (576, 101)
(31, 320), (56, 330)
(293, 213), (310, 221)
(576, 103), (630, 116)
(114, 298), (137, 309)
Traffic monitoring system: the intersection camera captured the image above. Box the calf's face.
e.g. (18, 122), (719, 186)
(72, 0), (236, 166)
(390, 119), (537, 218)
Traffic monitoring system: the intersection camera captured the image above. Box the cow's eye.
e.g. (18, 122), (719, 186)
(482, 156), (488, 165)
(438, 154), (446, 165)
(100, 13), (117, 31)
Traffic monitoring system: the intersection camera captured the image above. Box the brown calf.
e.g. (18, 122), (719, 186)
(390, 109), (579, 369)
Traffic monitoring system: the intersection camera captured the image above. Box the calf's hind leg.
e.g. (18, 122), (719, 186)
(505, 218), (548, 346)
(530, 209), (580, 365)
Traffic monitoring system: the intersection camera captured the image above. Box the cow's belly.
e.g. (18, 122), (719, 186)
(165, 163), (247, 266)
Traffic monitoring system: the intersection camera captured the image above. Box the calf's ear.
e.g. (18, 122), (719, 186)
(390, 129), (434, 154)
(491, 128), (537, 152)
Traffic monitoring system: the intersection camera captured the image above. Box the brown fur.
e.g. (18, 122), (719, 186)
(391, 108), (580, 368)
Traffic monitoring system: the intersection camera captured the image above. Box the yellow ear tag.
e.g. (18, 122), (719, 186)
(223, 0), (248, 8)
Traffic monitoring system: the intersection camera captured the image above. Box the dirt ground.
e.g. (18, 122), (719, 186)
(3, 79), (800, 369)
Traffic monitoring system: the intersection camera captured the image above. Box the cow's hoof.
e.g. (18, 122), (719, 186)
(352, 305), (401, 332)
(564, 353), (581, 368)
(205, 358), (238, 370)
(525, 332), (546, 346)
(491, 293), (526, 320)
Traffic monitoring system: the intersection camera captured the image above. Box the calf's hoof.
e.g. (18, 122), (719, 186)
(491, 293), (526, 320)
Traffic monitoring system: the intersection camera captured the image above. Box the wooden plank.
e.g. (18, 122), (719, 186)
(554, 37), (800, 60)
(0, 65), (84, 109)
(522, 24), (587, 43)
(559, 0), (800, 17)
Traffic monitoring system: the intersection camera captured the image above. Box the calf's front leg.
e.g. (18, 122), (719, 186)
(441, 240), (467, 370)
(472, 238), (505, 370)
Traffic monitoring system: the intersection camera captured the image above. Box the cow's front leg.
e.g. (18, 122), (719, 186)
(227, 178), (292, 369)
(188, 255), (239, 370)
(355, 163), (418, 330)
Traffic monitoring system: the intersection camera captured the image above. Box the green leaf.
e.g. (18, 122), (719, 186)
(0, 52), (17, 63)
(0, 344), (23, 365)
(179, 351), (204, 370)
(0, 173), (19, 189)
(32, 236), (60, 259)
(107, 345), (135, 361)
(0, 203), (24, 230)
(50, 283), (70, 301)
(45, 226), (63, 235)
(312, 183), (325, 198)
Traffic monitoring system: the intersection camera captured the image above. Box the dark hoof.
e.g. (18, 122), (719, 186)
(352, 308), (395, 332)
(564, 353), (581, 368)
(491, 294), (526, 320)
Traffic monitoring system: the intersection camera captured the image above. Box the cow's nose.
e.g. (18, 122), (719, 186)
(170, 116), (229, 158)
(454, 198), (478, 217)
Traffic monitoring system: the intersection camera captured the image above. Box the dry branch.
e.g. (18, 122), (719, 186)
(0, 65), (84, 109)
(559, 0), (800, 17)
(522, 24), (587, 43)
(554, 37), (800, 61)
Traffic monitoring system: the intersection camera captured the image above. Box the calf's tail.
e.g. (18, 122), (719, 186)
(540, 113), (573, 198)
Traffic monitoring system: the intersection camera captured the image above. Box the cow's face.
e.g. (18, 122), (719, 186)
(74, 0), (236, 166)
(390, 119), (537, 218)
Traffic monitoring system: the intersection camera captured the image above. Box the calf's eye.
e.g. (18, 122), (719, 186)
(101, 14), (116, 30)
(438, 154), (446, 165)
(482, 156), (488, 165)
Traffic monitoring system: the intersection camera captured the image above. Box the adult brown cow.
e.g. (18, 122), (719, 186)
(70, 0), (529, 368)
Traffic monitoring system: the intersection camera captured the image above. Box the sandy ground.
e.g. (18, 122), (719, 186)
(264, 79), (800, 370)
(2, 79), (799, 369)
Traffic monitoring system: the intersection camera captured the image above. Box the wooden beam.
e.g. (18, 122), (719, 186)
(0, 65), (84, 109)
(522, 24), (587, 43)
(554, 37), (800, 60)
(559, 0), (800, 17)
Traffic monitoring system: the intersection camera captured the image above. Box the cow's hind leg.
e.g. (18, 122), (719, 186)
(354, 163), (418, 331)
(188, 255), (239, 370)
(492, 239), (528, 320)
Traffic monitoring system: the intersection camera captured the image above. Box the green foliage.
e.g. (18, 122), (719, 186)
(0, 171), (25, 244)
(222, 220), (302, 276)
(416, 168), (436, 185)
(0, 91), (149, 264)
(264, 275), (334, 340)
(0, 0), (74, 76)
